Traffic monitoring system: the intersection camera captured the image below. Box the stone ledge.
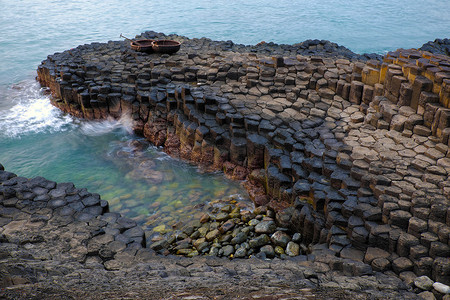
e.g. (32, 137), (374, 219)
(0, 166), (420, 298)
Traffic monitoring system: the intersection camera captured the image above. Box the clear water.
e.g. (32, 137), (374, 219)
(0, 80), (250, 235)
(0, 1), (448, 232)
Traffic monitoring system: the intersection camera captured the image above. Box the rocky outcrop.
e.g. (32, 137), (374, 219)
(29, 31), (450, 292)
(420, 38), (450, 56)
(0, 165), (423, 299)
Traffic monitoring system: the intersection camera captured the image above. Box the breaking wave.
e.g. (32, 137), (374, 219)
(0, 80), (73, 138)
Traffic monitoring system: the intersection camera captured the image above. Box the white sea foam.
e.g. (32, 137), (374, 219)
(78, 113), (135, 136)
(0, 80), (138, 139)
(0, 80), (73, 138)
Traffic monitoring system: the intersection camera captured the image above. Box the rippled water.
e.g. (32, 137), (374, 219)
(1, 0), (449, 85)
(0, 1), (448, 233)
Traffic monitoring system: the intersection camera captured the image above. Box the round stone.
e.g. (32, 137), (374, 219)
(274, 246), (285, 255)
(205, 229), (220, 241)
(220, 205), (232, 213)
(215, 212), (229, 222)
(234, 247), (247, 258)
(222, 245), (235, 257)
(231, 232), (247, 245)
(286, 241), (300, 257)
(182, 225), (195, 236)
(241, 242), (250, 250)
(255, 220), (277, 234)
(271, 231), (291, 248)
(260, 245), (275, 258)
(229, 207), (241, 219)
(150, 239), (169, 251)
(433, 282), (450, 294)
(219, 234), (232, 243)
(176, 248), (192, 256)
(198, 227), (209, 237)
(193, 238), (206, 249)
(414, 276), (434, 291)
(248, 219), (260, 226)
(219, 219), (235, 234)
(199, 214), (210, 223)
(249, 234), (270, 248)
(153, 225), (166, 234)
(187, 250), (199, 257)
(190, 230), (201, 239)
(418, 291), (436, 300)
(209, 246), (219, 256)
(292, 232), (302, 243)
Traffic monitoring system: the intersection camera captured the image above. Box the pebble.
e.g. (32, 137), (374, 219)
(145, 203), (305, 260)
(231, 232), (248, 245)
(260, 245), (275, 258)
(418, 291), (436, 300)
(414, 276), (434, 291)
(199, 214), (210, 223)
(274, 246), (285, 255)
(234, 247), (247, 258)
(215, 212), (229, 222)
(205, 229), (220, 241)
(222, 245), (235, 257)
(219, 219), (235, 233)
(292, 233), (302, 243)
(248, 219), (260, 226)
(286, 242), (300, 257)
(433, 282), (450, 294)
(254, 220), (276, 234)
(249, 234), (270, 248)
(271, 231), (291, 248)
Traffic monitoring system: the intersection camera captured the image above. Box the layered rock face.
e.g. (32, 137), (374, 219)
(35, 31), (450, 285)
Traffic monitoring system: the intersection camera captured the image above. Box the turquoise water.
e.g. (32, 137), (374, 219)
(0, 1), (448, 232)
(0, 80), (250, 235)
(1, 0), (449, 85)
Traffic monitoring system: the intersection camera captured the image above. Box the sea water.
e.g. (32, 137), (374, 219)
(0, 0), (448, 231)
(0, 80), (251, 235)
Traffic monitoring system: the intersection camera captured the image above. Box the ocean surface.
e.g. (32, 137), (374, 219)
(0, 0), (448, 231)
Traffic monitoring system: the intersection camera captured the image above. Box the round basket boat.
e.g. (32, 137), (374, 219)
(130, 39), (155, 53)
(152, 40), (181, 54)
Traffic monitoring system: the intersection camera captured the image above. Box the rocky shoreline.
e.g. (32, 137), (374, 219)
(1, 32), (450, 298)
(0, 164), (421, 299)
